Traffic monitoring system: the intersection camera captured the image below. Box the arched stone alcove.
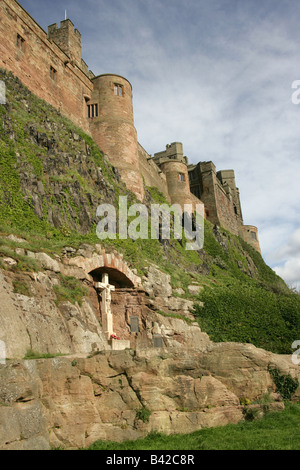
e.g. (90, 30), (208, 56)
(68, 250), (145, 349)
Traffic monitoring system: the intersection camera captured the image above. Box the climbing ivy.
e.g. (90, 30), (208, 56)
(268, 366), (299, 400)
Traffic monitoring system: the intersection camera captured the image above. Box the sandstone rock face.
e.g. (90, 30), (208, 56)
(0, 270), (109, 359)
(0, 251), (299, 450)
(188, 285), (203, 296)
(142, 264), (202, 318)
(0, 255), (209, 359)
(0, 345), (299, 450)
(0, 361), (49, 450)
(140, 313), (211, 351)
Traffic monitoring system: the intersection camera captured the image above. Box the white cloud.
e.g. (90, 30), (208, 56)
(270, 228), (300, 289)
(274, 259), (300, 290)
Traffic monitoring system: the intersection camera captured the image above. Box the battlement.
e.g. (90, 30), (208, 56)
(48, 19), (82, 66)
(153, 142), (188, 165)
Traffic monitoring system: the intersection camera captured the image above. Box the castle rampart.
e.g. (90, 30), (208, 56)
(0, 0), (93, 134)
(188, 161), (244, 237)
(48, 20), (82, 68)
(0, 0), (261, 252)
(137, 144), (170, 201)
(153, 143), (196, 212)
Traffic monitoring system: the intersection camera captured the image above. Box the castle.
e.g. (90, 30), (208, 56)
(0, 0), (260, 253)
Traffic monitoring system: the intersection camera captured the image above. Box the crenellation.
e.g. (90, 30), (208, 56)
(48, 19), (82, 67)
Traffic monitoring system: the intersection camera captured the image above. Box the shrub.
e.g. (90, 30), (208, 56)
(194, 279), (300, 354)
(268, 366), (299, 400)
(136, 407), (152, 423)
(54, 275), (88, 306)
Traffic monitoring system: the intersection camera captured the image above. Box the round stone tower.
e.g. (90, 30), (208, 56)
(89, 74), (144, 201)
(153, 143), (194, 211)
(241, 225), (261, 254)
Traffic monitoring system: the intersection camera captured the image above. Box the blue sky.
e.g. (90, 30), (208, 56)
(19, 0), (300, 289)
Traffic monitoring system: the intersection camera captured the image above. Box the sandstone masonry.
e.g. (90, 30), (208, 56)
(0, 0), (260, 252)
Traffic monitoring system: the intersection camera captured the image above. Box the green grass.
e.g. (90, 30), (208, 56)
(193, 220), (300, 354)
(194, 277), (300, 354)
(157, 310), (193, 325)
(54, 275), (89, 306)
(23, 349), (66, 360)
(86, 403), (300, 450)
(146, 186), (170, 205)
(12, 279), (32, 297)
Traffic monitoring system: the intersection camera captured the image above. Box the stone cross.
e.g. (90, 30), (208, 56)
(95, 273), (115, 340)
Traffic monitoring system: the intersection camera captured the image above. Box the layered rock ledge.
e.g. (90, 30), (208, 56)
(0, 344), (299, 450)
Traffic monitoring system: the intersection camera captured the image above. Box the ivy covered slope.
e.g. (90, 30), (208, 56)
(196, 223), (300, 354)
(0, 69), (131, 238)
(0, 68), (299, 355)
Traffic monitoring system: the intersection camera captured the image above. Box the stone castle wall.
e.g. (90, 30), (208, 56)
(242, 225), (261, 254)
(214, 176), (241, 236)
(0, 0), (93, 134)
(138, 144), (170, 201)
(89, 74), (144, 201)
(188, 161), (247, 238)
(0, 0), (261, 252)
(153, 143), (201, 213)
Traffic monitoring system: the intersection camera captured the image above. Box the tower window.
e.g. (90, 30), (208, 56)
(178, 173), (185, 182)
(87, 103), (98, 118)
(50, 66), (57, 81)
(250, 231), (257, 240)
(16, 34), (25, 52)
(114, 84), (123, 96)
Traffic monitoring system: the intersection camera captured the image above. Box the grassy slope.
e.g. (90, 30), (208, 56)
(194, 221), (300, 354)
(0, 68), (300, 354)
(86, 403), (300, 450)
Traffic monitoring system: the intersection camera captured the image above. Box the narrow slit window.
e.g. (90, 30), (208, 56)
(179, 173), (185, 182)
(114, 84), (123, 96)
(50, 66), (57, 81)
(87, 103), (98, 118)
(16, 34), (25, 52)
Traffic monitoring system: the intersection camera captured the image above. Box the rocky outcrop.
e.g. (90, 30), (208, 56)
(0, 268), (109, 359)
(142, 264), (203, 319)
(0, 343), (298, 450)
(0, 244), (298, 451)
(0, 246), (208, 359)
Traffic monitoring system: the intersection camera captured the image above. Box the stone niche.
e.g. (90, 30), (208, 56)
(90, 266), (148, 350)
